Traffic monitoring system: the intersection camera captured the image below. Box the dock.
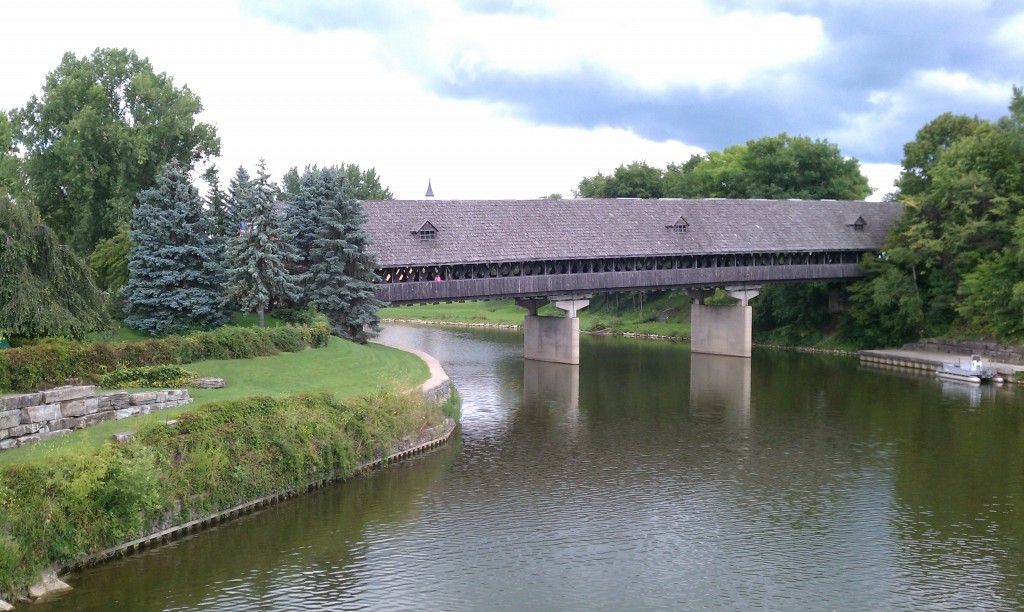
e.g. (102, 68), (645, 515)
(859, 348), (1024, 381)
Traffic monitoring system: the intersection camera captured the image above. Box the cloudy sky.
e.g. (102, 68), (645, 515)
(3, 0), (1020, 200)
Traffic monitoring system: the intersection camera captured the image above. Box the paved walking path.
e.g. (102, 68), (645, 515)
(371, 339), (451, 398)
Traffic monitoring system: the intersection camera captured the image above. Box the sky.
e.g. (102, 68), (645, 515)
(3, 0), (1021, 201)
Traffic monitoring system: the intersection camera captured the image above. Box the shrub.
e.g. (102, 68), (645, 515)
(271, 307), (315, 326)
(0, 323), (332, 393)
(99, 365), (198, 389)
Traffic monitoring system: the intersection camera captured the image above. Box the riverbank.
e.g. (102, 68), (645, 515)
(0, 341), (457, 606)
(378, 293), (694, 338)
(0, 336), (429, 467)
(383, 317), (866, 353)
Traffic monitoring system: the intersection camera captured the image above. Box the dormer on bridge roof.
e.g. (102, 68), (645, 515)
(666, 215), (690, 234)
(412, 220), (438, 241)
(846, 215), (866, 232)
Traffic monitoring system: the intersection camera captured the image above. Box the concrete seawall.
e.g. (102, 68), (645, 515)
(860, 348), (1024, 380)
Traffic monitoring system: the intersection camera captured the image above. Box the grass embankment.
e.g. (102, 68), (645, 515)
(0, 329), (454, 599)
(0, 337), (429, 467)
(379, 291), (694, 338)
(0, 389), (456, 598)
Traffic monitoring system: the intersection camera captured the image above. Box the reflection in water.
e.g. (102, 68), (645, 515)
(689, 352), (751, 429)
(523, 358), (579, 429)
(39, 324), (1024, 610)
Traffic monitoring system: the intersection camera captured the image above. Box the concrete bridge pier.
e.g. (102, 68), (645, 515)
(518, 295), (590, 364)
(689, 285), (760, 358)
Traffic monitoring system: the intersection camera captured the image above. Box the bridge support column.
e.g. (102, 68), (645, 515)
(520, 295), (589, 364)
(689, 285), (760, 358)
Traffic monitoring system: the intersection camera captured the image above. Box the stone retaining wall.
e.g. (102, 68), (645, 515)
(904, 338), (1024, 365)
(0, 385), (192, 451)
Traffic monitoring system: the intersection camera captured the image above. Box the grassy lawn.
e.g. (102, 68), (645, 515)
(84, 325), (151, 343)
(380, 292), (694, 338)
(0, 337), (429, 467)
(379, 300), (559, 325)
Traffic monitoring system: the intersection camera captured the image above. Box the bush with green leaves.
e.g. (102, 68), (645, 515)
(270, 307), (317, 326)
(98, 365), (198, 389)
(0, 323), (330, 392)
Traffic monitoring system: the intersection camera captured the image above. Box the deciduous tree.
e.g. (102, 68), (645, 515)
(282, 163), (394, 201)
(89, 226), (131, 292)
(845, 87), (1024, 344)
(0, 196), (107, 340)
(14, 48), (219, 254)
(575, 161), (664, 198)
(663, 134), (872, 200)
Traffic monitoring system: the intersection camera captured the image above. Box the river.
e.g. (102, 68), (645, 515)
(40, 324), (1024, 610)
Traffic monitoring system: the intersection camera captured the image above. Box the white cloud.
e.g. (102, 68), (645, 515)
(826, 70), (1012, 162)
(912, 69), (1011, 103)
(400, 0), (825, 93)
(0, 0), (703, 201)
(826, 90), (908, 160)
(993, 12), (1024, 57)
(860, 162), (901, 201)
(1, 0), (1008, 204)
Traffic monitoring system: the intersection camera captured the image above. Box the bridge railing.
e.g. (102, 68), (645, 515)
(375, 250), (870, 304)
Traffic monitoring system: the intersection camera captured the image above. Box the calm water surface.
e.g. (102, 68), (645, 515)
(41, 325), (1024, 610)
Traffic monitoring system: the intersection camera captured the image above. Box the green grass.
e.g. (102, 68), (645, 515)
(380, 292), (694, 338)
(379, 300), (559, 324)
(0, 337), (429, 467)
(229, 312), (285, 328)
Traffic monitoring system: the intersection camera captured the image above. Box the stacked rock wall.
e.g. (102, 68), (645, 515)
(0, 385), (192, 450)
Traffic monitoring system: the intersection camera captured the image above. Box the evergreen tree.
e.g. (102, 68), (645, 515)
(227, 165), (252, 236)
(308, 172), (383, 342)
(122, 161), (228, 335)
(223, 160), (302, 327)
(203, 164), (233, 239)
(285, 166), (332, 306)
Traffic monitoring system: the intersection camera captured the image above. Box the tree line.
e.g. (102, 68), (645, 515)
(4, 47), (1023, 348)
(575, 89), (1024, 347)
(1, 48), (389, 344)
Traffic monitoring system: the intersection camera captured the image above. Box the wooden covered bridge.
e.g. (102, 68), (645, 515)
(361, 198), (903, 362)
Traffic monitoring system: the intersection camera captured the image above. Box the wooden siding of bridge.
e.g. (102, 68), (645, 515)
(377, 262), (864, 305)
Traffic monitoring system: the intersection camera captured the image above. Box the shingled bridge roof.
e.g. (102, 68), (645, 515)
(360, 198), (903, 268)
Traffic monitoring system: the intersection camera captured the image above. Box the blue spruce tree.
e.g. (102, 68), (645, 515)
(123, 160), (228, 335)
(224, 159), (302, 327)
(285, 166), (329, 305)
(202, 164), (232, 239)
(308, 169), (383, 342)
(227, 165), (252, 236)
